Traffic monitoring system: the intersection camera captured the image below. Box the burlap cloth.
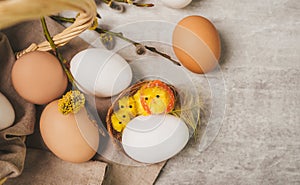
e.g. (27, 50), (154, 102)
(0, 18), (165, 185)
(0, 31), (35, 180)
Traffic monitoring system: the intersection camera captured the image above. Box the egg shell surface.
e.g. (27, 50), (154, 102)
(0, 92), (15, 130)
(40, 100), (99, 163)
(70, 48), (132, 97)
(173, 15), (221, 74)
(11, 51), (68, 104)
(161, 0), (192, 9)
(122, 114), (189, 163)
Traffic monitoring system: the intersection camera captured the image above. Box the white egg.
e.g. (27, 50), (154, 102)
(161, 0), (192, 9)
(122, 115), (189, 163)
(0, 92), (15, 130)
(70, 48), (132, 97)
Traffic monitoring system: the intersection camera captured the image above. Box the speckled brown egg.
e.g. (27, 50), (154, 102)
(172, 15), (221, 74)
(11, 51), (68, 104)
(40, 100), (99, 163)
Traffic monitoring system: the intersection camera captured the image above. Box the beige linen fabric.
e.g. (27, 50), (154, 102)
(0, 33), (36, 179)
(1, 18), (165, 185)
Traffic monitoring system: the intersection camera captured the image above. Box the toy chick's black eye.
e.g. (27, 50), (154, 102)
(120, 105), (124, 108)
(145, 97), (148, 101)
(119, 121), (122, 124)
(122, 115), (126, 118)
(129, 105), (133, 108)
(156, 95), (160, 98)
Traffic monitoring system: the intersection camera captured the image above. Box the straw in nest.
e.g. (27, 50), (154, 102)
(106, 80), (179, 142)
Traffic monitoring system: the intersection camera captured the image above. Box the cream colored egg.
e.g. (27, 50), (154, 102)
(70, 48), (132, 97)
(161, 0), (192, 9)
(40, 100), (99, 163)
(0, 92), (15, 130)
(122, 115), (189, 163)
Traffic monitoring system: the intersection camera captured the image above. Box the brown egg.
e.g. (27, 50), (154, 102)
(40, 100), (99, 163)
(172, 15), (221, 74)
(11, 51), (68, 104)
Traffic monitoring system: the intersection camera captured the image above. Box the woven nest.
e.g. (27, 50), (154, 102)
(106, 80), (179, 142)
(0, 0), (97, 58)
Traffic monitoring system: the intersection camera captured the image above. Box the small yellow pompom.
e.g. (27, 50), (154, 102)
(133, 90), (148, 116)
(111, 109), (131, 132)
(118, 96), (137, 117)
(58, 90), (85, 115)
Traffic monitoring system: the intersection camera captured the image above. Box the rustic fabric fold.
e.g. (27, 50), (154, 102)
(1, 18), (165, 184)
(0, 33), (36, 179)
(5, 149), (107, 185)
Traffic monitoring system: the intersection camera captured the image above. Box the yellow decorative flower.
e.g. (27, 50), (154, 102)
(58, 90), (85, 115)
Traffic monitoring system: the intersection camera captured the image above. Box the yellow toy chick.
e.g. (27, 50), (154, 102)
(133, 90), (148, 116)
(111, 109), (132, 132)
(118, 96), (137, 117)
(134, 80), (175, 115)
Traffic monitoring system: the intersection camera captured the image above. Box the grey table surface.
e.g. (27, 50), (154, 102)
(74, 0), (299, 184)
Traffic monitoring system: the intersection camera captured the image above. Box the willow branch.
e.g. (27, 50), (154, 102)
(101, 0), (154, 7)
(40, 17), (77, 88)
(51, 15), (181, 66)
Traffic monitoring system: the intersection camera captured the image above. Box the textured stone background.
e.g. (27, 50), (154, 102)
(74, 0), (299, 184)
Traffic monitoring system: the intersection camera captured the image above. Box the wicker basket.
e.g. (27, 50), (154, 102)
(0, 0), (97, 58)
(106, 80), (179, 142)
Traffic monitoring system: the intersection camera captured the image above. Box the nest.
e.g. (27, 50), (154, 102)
(106, 80), (179, 142)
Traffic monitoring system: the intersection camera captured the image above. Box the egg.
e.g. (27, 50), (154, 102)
(161, 0), (192, 9)
(0, 92), (15, 130)
(70, 48), (132, 97)
(172, 15), (221, 74)
(122, 115), (189, 163)
(11, 51), (68, 104)
(40, 100), (99, 163)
